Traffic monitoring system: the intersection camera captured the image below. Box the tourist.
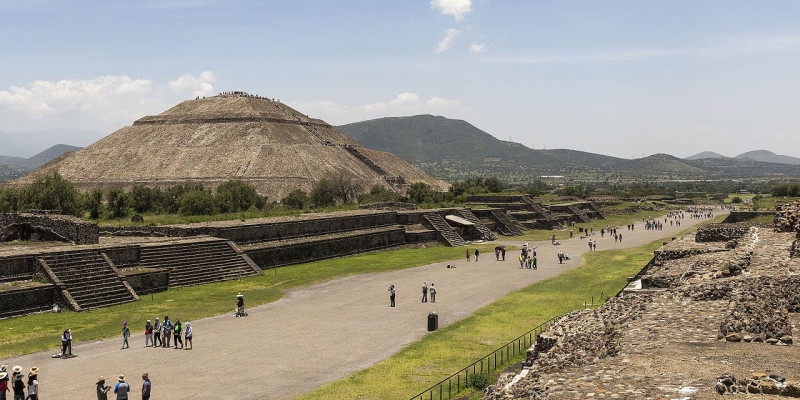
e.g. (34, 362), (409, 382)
(557, 249), (564, 264)
(474, 248), (480, 262)
(519, 253), (525, 268)
(153, 318), (162, 348)
(114, 375), (130, 400)
(532, 255), (537, 270)
(61, 328), (72, 357)
(173, 319), (183, 349)
(388, 285), (396, 307)
(26, 367), (37, 400)
(465, 249), (470, 262)
(236, 294), (245, 317)
(96, 376), (111, 400)
(501, 247), (506, 260)
(495, 247), (500, 260)
(184, 323), (193, 350)
(162, 317), (172, 348)
(11, 366), (23, 400)
(588, 240), (593, 251)
(593, 240), (597, 251)
(121, 322), (130, 349)
(0, 369), (8, 400)
(141, 373), (151, 400)
(421, 281), (428, 303)
(144, 320), (153, 348)
(429, 283), (436, 303)
(551, 234), (556, 244)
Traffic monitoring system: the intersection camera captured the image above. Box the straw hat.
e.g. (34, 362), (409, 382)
(29, 367), (38, 375)
(0, 364), (6, 372)
(96, 376), (106, 384)
(12, 366), (21, 373)
(0, 372), (7, 380)
(142, 372), (149, 378)
(118, 374), (125, 381)
(146, 320), (150, 323)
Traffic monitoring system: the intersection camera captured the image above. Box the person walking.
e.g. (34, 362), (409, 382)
(61, 328), (72, 357)
(474, 248), (480, 262)
(421, 282), (428, 303)
(429, 283), (436, 303)
(173, 319), (183, 349)
(152, 318), (162, 348)
(141, 373), (151, 400)
(388, 285), (396, 307)
(184, 323), (193, 350)
(501, 247), (506, 260)
(26, 367), (38, 400)
(11, 367), (23, 400)
(593, 240), (597, 251)
(532, 255), (537, 270)
(161, 317), (172, 348)
(114, 375), (130, 400)
(121, 322), (130, 349)
(96, 376), (111, 400)
(557, 249), (564, 264)
(144, 320), (153, 348)
(465, 249), (470, 262)
(0, 370), (8, 400)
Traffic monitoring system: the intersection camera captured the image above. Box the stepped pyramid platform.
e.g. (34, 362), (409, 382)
(15, 92), (448, 201)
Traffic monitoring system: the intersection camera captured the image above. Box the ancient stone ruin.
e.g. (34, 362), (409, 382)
(485, 205), (800, 399)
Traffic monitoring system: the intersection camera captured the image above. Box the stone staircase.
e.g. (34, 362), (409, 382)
(521, 196), (559, 222)
(38, 250), (138, 311)
(490, 210), (525, 236)
(587, 202), (608, 219)
(138, 240), (260, 288)
(567, 205), (592, 223)
(455, 209), (496, 240)
(422, 213), (466, 247)
(342, 145), (406, 190)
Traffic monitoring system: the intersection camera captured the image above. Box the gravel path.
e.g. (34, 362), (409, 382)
(2, 212), (722, 399)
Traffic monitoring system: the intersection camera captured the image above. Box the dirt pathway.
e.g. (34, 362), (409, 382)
(2, 211), (722, 399)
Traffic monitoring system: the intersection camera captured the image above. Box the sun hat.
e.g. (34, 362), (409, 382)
(155, 317), (159, 321)
(0, 364), (6, 372)
(146, 320), (150, 323)
(12, 366), (21, 373)
(96, 376), (106, 384)
(118, 374), (125, 381)
(0, 372), (7, 380)
(142, 372), (148, 378)
(29, 367), (38, 375)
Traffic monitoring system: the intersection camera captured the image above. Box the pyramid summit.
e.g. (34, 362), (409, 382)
(16, 92), (448, 199)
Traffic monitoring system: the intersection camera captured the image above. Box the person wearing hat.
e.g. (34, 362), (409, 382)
(140, 373), (151, 400)
(152, 317), (162, 348)
(11, 366), (23, 400)
(26, 367), (37, 400)
(0, 368), (8, 400)
(121, 322), (130, 349)
(113, 375), (130, 400)
(95, 376), (111, 400)
(61, 328), (72, 357)
(144, 320), (153, 348)
(161, 316), (172, 348)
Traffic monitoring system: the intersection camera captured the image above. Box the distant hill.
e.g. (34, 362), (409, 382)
(735, 150), (800, 165)
(337, 115), (800, 183)
(0, 144), (83, 182)
(685, 151), (727, 160)
(0, 128), (103, 158)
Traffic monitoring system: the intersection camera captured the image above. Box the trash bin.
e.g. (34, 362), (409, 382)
(427, 312), (438, 331)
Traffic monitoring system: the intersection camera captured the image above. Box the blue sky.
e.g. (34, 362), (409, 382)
(2, 0), (800, 159)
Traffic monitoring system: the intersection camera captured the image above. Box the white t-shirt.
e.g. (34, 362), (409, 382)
(29, 378), (38, 395)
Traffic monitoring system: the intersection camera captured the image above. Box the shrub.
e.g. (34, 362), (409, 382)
(105, 188), (129, 219)
(22, 172), (81, 216)
(178, 190), (215, 216)
(468, 373), (490, 390)
(130, 185), (161, 213)
(731, 196), (743, 204)
(215, 180), (265, 213)
(283, 189), (309, 210)
(357, 184), (400, 204)
(84, 189), (104, 219)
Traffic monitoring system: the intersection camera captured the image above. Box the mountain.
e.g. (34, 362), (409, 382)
(735, 150), (800, 165)
(13, 94), (448, 199)
(0, 128), (103, 158)
(0, 154), (27, 167)
(685, 151), (727, 160)
(337, 115), (800, 182)
(16, 144), (82, 169)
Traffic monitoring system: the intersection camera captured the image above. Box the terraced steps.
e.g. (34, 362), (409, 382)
(137, 240), (259, 288)
(455, 209), (497, 241)
(491, 210), (525, 236)
(38, 250), (138, 310)
(422, 213), (466, 247)
(567, 205), (592, 223)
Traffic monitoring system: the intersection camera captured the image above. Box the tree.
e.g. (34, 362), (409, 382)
(310, 179), (337, 208)
(310, 175), (363, 208)
(106, 188), (129, 219)
(84, 189), (104, 219)
(357, 184), (400, 204)
(22, 172), (81, 216)
(130, 185), (161, 214)
(178, 190), (215, 216)
(283, 189), (309, 210)
(215, 180), (265, 213)
(407, 182), (435, 204)
(0, 187), (22, 213)
(731, 196), (743, 204)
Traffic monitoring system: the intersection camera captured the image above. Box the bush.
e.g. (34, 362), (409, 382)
(130, 185), (161, 214)
(22, 172), (81, 216)
(357, 184), (400, 204)
(215, 180), (265, 213)
(178, 190), (215, 216)
(84, 189), (104, 219)
(467, 373), (490, 390)
(283, 189), (309, 210)
(731, 196), (743, 204)
(105, 188), (129, 219)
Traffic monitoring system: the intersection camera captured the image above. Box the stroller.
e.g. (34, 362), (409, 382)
(235, 293), (248, 317)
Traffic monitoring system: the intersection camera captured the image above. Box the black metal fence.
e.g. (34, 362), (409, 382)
(408, 315), (559, 400)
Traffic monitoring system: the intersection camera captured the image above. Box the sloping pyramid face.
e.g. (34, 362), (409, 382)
(18, 93), (449, 200)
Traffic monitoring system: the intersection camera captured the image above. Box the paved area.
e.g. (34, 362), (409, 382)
(2, 212), (721, 399)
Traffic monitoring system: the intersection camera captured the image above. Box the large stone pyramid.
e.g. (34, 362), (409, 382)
(17, 92), (449, 200)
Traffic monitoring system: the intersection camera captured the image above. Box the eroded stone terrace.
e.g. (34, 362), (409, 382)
(486, 222), (800, 400)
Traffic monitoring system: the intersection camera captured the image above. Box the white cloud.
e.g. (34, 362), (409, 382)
(0, 72), (216, 125)
(470, 43), (486, 53)
(287, 93), (464, 125)
(436, 28), (461, 53)
(285, 100), (349, 117)
(430, 0), (472, 22)
(388, 92), (421, 108)
(426, 96), (462, 110)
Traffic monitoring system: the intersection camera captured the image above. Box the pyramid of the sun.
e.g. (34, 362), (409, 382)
(17, 92), (449, 200)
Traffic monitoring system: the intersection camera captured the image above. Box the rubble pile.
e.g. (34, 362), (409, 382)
(716, 373), (800, 397)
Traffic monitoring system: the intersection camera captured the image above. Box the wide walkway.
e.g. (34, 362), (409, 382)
(2, 212), (721, 400)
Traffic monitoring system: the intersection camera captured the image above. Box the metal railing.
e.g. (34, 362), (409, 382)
(408, 315), (559, 400)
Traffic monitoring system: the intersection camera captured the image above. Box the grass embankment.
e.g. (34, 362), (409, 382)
(299, 221), (719, 400)
(0, 243), (500, 359)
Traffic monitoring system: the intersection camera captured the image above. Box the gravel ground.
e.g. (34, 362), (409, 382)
(1, 211), (719, 400)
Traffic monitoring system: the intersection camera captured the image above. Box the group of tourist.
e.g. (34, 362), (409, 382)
(0, 364), (38, 400)
(519, 243), (538, 269)
(121, 316), (193, 351)
(95, 372), (150, 400)
(465, 248), (480, 261)
(386, 281), (439, 306)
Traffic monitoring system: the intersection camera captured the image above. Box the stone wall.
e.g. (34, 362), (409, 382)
(0, 255), (36, 283)
(0, 213), (99, 244)
(405, 230), (437, 244)
(0, 285), (59, 318)
(104, 246), (141, 268)
(246, 228), (406, 269)
(722, 210), (775, 224)
(695, 223), (752, 242)
(776, 202), (800, 235)
(123, 269), (169, 295)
